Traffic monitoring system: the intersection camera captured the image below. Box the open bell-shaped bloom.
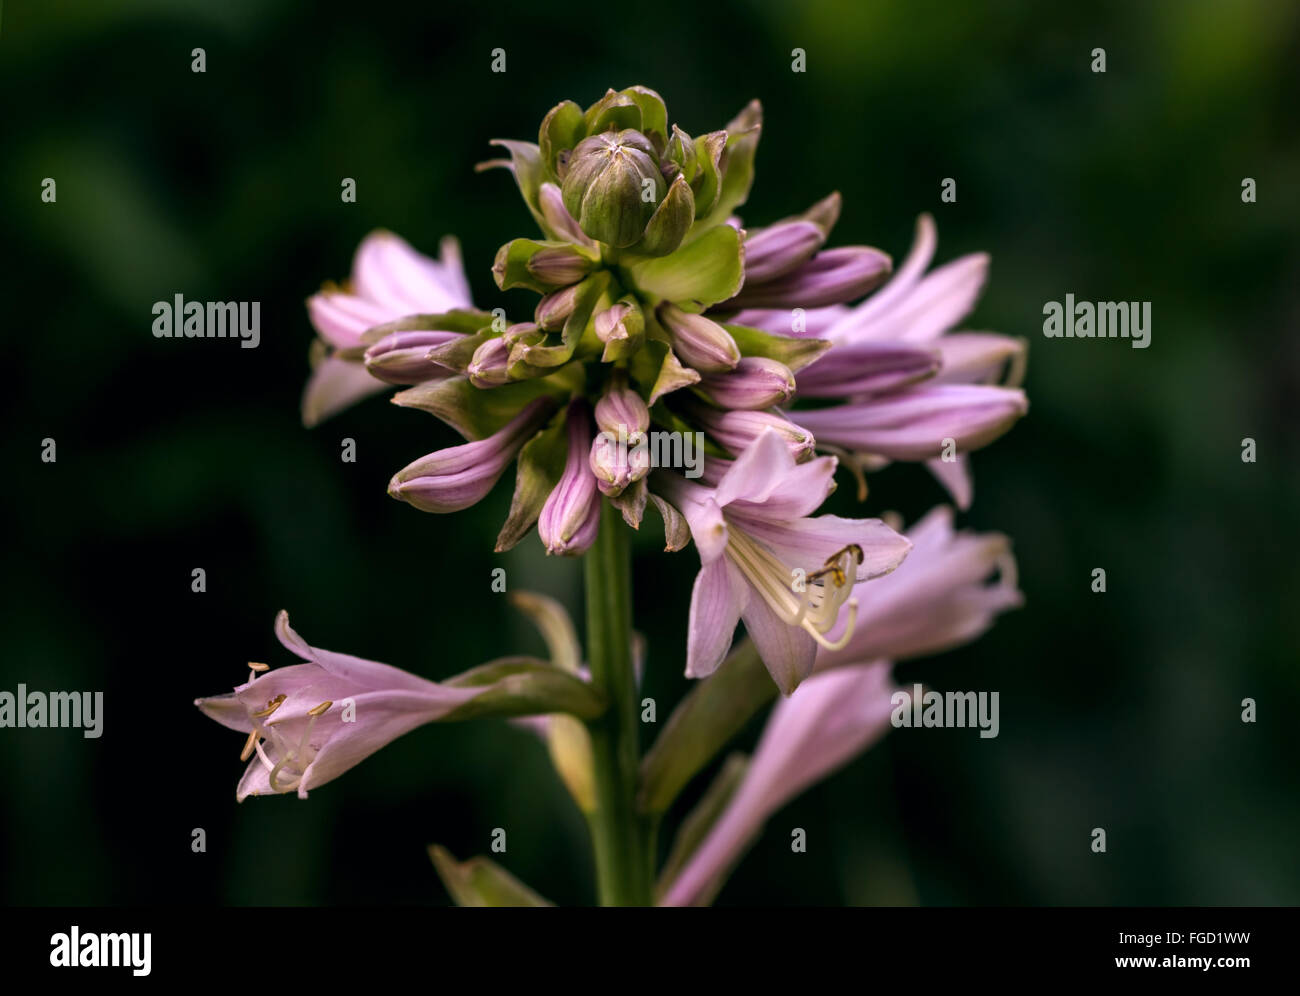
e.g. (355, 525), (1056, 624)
(659, 661), (897, 906)
(195, 612), (486, 800)
(653, 429), (911, 694)
(304, 231), (474, 427)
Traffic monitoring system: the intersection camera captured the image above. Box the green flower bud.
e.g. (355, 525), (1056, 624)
(561, 130), (665, 248)
(666, 124), (697, 180)
(493, 238), (599, 293)
(638, 173), (695, 257)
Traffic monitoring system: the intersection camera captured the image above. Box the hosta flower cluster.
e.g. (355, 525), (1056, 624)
(199, 85), (1028, 907)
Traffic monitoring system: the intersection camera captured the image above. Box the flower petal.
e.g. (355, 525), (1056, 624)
(728, 513), (912, 583)
(926, 454), (973, 510)
(273, 611), (446, 694)
(740, 593), (818, 696)
(789, 385), (1027, 461)
(659, 662), (896, 905)
(353, 231), (471, 315)
(686, 557), (747, 679)
(301, 355), (387, 428)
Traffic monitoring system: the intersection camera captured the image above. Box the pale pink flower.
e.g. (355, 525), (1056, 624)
(195, 612), (485, 800)
(303, 231), (473, 426)
(727, 215), (1027, 509)
(659, 662), (897, 906)
(653, 430), (911, 694)
(659, 504), (1023, 904)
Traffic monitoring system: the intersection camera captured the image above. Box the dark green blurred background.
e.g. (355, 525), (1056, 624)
(3, 0), (1297, 905)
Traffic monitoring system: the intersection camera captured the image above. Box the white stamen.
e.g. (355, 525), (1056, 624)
(248, 703), (331, 794)
(725, 530), (863, 650)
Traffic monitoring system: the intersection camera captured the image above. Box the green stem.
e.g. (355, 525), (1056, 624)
(584, 500), (652, 905)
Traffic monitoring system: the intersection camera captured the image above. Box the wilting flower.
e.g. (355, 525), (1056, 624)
(653, 430), (911, 694)
(659, 662), (897, 906)
(195, 612), (488, 799)
(303, 231), (476, 426)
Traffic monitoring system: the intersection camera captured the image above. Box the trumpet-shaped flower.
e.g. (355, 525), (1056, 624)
(659, 661), (897, 906)
(653, 430), (911, 694)
(195, 612), (486, 800)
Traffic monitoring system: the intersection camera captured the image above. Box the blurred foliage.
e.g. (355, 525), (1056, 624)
(2, 0), (1297, 905)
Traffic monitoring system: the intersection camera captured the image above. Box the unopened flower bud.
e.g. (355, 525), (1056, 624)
(526, 245), (598, 287)
(666, 124), (697, 180)
(363, 329), (463, 385)
(538, 402), (601, 555)
(538, 182), (595, 246)
(691, 407), (816, 463)
(467, 337), (512, 388)
(742, 220), (826, 284)
(595, 303), (632, 344)
(730, 245), (892, 310)
(535, 287), (579, 331)
(594, 370), (650, 440)
(658, 302), (740, 374)
(589, 430), (651, 497)
(695, 357), (796, 409)
(388, 399), (553, 513)
(561, 130), (664, 247)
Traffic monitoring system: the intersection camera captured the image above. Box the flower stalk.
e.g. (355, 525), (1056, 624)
(583, 499), (653, 905)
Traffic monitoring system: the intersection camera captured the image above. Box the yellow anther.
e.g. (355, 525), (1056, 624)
(308, 700), (333, 717)
(247, 662), (270, 672)
(251, 694), (286, 718)
(239, 728), (260, 762)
